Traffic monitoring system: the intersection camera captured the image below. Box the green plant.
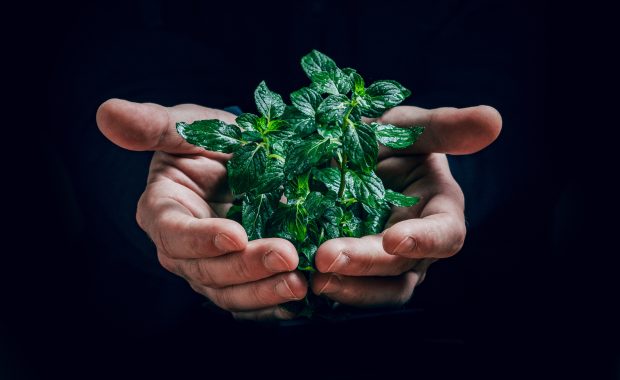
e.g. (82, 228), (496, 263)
(176, 50), (423, 316)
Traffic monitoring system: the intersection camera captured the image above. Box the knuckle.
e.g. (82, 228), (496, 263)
(190, 259), (217, 287)
(209, 288), (234, 311)
(232, 254), (254, 283)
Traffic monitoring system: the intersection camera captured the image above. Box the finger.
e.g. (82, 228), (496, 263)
(193, 272), (307, 312)
(137, 180), (247, 259)
(315, 235), (417, 276)
(311, 272), (419, 308)
(382, 212), (466, 259)
(159, 238), (299, 288)
(231, 306), (296, 321)
(96, 98), (237, 154)
(374, 105), (502, 156)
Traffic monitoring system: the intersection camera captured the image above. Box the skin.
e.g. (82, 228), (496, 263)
(96, 99), (501, 320)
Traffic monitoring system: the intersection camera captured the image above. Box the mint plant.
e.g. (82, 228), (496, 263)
(176, 50), (424, 316)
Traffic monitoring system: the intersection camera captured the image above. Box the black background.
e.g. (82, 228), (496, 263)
(2, 0), (617, 379)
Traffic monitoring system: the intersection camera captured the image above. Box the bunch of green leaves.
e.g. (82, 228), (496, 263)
(176, 50), (424, 315)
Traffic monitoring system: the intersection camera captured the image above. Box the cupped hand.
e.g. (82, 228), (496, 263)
(312, 105), (502, 307)
(96, 99), (307, 320)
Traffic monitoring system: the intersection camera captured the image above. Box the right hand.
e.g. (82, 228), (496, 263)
(96, 99), (307, 320)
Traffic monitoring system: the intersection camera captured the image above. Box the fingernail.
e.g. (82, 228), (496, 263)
(263, 250), (290, 272)
(326, 250), (350, 272)
(318, 275), (342, 295)
(275, 280), (298, 300)
(393, 236), (417, 255)
(214, 233), (239, 252)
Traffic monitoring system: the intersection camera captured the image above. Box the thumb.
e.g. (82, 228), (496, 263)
(375, 105), (502, 156)
(96, 98), (237, 154)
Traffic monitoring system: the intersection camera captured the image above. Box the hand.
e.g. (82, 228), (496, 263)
(96, 99), (307, 320)
(312, 105), (502, 307)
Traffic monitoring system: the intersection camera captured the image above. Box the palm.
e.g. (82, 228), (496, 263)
(147, 150), (233, 219)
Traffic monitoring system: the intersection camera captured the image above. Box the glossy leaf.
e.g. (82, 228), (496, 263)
(373, 123), (424, 149)
(176, 120), (242, 153)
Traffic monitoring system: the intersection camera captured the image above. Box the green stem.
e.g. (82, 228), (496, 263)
(337, 156), (347, 199)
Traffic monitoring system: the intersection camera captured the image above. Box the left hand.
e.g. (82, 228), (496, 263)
(312, 105), (502, 307)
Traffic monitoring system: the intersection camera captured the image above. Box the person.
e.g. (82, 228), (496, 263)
(95, 98), (501, 320)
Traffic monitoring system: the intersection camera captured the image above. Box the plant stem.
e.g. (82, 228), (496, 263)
(337, 105), (355, 200)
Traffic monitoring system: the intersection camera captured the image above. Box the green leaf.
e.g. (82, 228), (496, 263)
(270, 203), (308, 242)
(320, 207), (344, 240)
(254, 81), (286, 119)
(284, 137), (339, 178)
(176, 120), (242, 153)
(352, 72), (365, 95)
(341, 210), (363, 237)
(281, 106), (317, 136)
(298, 243), (318, 272)
(312, 167), (341, 194)
(317, 95), (351, 124)
(362, 201), (391, 235)
(311, 68), (352, 95)
(345, 170), (385, 206)
(360, 80), (411, 117)
(385, 189), (420, 207)
(317, 123), (342, 139)
(343, 122), (378, 170)
(290, 87), (322, 117)
(305, 191), (336, 219)
(255, 159), (285, 194)
(266, 119), (288, 133)
(373, 123), (424, 149)
(301, 50), (337, 79)
(242, 130), (263, 143)
(227, 143), (267, 194)
(284, 172), (310, 201)
(242, 191), (280, 240)
(236, 113), (260, 132)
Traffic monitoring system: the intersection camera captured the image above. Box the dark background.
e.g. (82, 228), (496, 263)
(2, 0), (617, 379)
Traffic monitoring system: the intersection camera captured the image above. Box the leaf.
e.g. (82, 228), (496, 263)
(343, 122), (378, 170)
(236, 113), (260, 132)
(226, 143), (267, 195)
(284, 172), (310, 201)
(373, 123), (424, 149)
(360, 80), (411, 117)
(301, 50), (337, 79)
(312, 167), (341, 194)
(269, 203), (308, 242)
(345, 170), (385, 206)
(385, 189), (420, 207)
(305, 191), (336, 219)
(352, 72), (365, 95)
(242, 191), (280, 240)
(266, 119), (288, 133)
(242, 130), (263, 142)
(341, 210), (363, 238)
(317, 123), (342, 139)
(176, 120), (242, 153)
(298, 243), (318, 272)
(362, 201), (391, 235)
(290, 87), (322, 117)
(311, 68), (352, 95)
(254, 81), (286, 120)
(317, 95), (351, 124)
(320, 207), (344, 240)
(284, 137), (339, 178)
(281, 106), (317, 136)
(255, 159), (285, 194)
